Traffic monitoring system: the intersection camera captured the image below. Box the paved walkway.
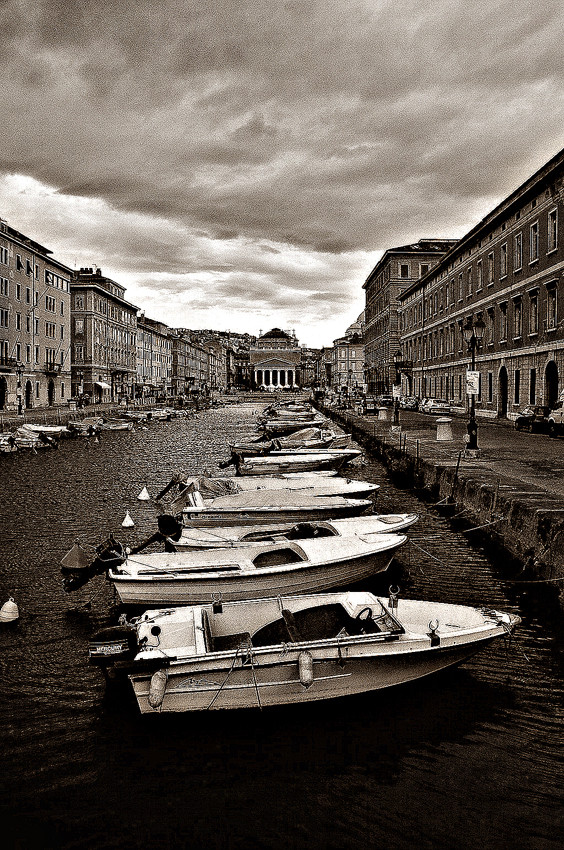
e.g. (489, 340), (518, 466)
(334, 407), (564, 501)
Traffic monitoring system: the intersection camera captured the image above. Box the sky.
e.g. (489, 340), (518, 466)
(0, 0), (563, 348)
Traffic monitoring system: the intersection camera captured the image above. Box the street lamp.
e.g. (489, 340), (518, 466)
(463, 316), (486, 452)
(16, 363), (23, 415)
(393, 350), (403, 427)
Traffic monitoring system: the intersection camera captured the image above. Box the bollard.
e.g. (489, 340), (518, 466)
(377, 406), (388, 422)
(436, 417), (453, 441)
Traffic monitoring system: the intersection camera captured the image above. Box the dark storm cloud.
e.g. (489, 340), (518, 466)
(0, 0), (563, 343)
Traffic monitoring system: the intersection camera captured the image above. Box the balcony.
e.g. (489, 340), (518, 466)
(44, 362), (62, 375)
(0, 356), (19, 373)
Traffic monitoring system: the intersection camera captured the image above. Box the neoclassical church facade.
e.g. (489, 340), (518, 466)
(249, 328), (302, 388)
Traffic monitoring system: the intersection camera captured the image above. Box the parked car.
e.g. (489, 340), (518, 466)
(420, 398), (451, 415)
(376, 395), (394, 407)
(514, 405), (550, 433)
(400, 396), (419, 410)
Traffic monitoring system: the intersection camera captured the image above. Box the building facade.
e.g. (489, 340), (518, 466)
(398, 147), (564, 417)
(0, 219), (72, 411)
(363, 239), (457, 394)
(71, 268), (138, 403)
(136, 314), (172, 400)
(330, 314), (365, 395)
(250, 328), (301, 389)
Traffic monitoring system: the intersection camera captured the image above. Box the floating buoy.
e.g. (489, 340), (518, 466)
(148, 668), (168, 709)
(298, 651), (314, 689)
(0, 597), (19, 623)
(122, 511), (135, 528)
(137, 486), (151, 501)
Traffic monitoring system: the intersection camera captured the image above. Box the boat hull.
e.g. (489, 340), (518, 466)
(129, 636), (498, 713)
(110, 548), (399, 605)
(181, 500), (371, 527)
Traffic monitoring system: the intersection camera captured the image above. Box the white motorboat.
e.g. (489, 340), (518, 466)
(230, 426), (350, 455)
(233, 448), (362, 475)
(96, 531), (407, 605)
(99, 418), (135, 431)
(260, 416), (328, 436)
(165, 514), (418, 552)
(88, 590), (520, 713)
(159, 488), (373, 530)
(156, 473), (379, 512)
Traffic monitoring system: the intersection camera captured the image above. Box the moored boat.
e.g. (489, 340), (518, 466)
(164, 513), (419, 552)
(233, 448), (362, 475)
(87, 590), (520, 713)
(69, 530), (407, 604)
(159, 489), (373, 530)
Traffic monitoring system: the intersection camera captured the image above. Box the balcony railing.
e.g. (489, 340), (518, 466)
(44, 362), (62, 374)
(0, 356), (18, 372)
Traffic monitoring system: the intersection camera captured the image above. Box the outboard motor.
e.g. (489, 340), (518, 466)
(61, 536), (126, 592)
(88, 623), (139, 667)
(156, 514), (183, 542)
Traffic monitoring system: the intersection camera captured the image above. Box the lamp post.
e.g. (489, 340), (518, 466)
(392, 350), (403, 428)
(463, 316), (486, 452)
(16, 363), (23, 415)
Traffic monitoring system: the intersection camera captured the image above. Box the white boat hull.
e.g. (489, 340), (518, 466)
(110, 545), (401, 605)
(131, 638), (497, 713)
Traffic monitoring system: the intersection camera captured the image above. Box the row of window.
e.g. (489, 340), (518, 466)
(0, 309), (65, 338)
(0, 340), (66, 366)
(403, 210), (559, 330)
(404, 287), (558, 362)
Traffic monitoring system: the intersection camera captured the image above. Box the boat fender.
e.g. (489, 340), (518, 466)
(428, 620), (440, 647)
(0, 597), (19, 623)
(148, 669), (168, 710)
(298, 651), (314, 689)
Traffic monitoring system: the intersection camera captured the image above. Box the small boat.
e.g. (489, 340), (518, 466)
(67, 530), (407, 604)
(165, 513), (419, 552)
(233, 448), (362, 475)
(67, 417), (103, 436)
(230, 427), (351, 455)
(145, 408), (173, 421)
(17, 423), (70, 438)
(87, 590), (520, 713)
(100, 418), (135, 431)
(260, 416), (328, 436)
(14, 426), (58, 449)
(158, 489), (373, 531)
(157, 474), (379, 511)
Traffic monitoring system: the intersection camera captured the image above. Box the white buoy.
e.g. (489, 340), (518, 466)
(0, 597), (19, 623)
(122, 510), (135, 528)
(137, 486), (151, 501)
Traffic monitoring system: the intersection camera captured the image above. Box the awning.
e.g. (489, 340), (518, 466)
(94, 381), (112, 391)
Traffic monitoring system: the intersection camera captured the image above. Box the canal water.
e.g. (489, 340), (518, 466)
(0, 403), (562, 850)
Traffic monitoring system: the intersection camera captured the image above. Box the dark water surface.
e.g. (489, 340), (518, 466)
(0, 403), (562, 850)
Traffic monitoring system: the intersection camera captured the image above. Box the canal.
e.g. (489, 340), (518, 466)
(0, 403), (562, 849)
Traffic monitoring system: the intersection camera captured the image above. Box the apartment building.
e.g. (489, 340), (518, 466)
(71, 268), (138, 403)
(398, 147), (564, 417)
(136, 314), (172, 400)
(0, 219), (72, 410)
(363, 239), (456, 394)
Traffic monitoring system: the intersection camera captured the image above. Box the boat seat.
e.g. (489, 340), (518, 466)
(200, 610), (252, 653)
(212, 632), (252, 652)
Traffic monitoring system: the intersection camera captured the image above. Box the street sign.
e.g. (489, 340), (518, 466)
(392, 385), (401, 399)
(466, 370), (480, 396)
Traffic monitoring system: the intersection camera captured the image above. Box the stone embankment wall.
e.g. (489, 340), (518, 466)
(321, 406), (564, 594)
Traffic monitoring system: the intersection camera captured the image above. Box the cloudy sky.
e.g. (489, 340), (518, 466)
(1, 0), (563, 347)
